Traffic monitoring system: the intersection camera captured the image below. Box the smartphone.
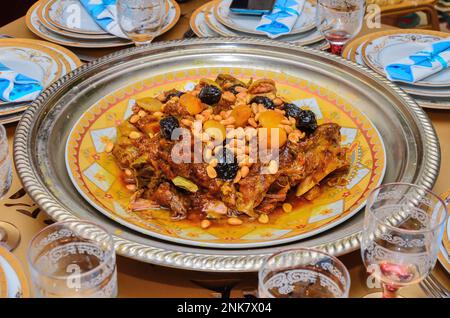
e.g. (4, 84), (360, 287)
(229, 0), (276, 16)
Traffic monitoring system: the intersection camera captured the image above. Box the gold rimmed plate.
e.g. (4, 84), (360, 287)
(205, 1), (324, 45)
(213, 0), (316, 36)
(45, 0), (108, 35)
(361, 29), (450, 88)
(41, 0), (171, 40)
(0, 38), (81, 122)
(0, 247), (30, 298)
(190, 2), (219, 37)
(27, 0), (179, 48)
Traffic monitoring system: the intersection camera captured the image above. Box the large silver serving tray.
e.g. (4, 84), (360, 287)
(14, 39), (440, 272)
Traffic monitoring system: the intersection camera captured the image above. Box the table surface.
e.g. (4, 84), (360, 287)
(0, 0), (449, 298)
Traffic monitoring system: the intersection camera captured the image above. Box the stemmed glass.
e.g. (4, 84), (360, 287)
(258, 248), (351, 298)
(361, 183), (447, 298)
(27, 220), (118, 298)
(315, 0), (365, 55)
(117, 0), (166, 46)
(0, 124), (20, 251)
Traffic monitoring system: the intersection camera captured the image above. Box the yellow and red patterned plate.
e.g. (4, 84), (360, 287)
(65, 68), (386, 248)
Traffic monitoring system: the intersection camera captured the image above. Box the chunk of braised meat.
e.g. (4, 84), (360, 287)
(153, 182), (190, 220)
(162, 97), (190, 116)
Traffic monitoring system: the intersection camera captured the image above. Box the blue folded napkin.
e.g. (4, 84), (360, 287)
(384, 37), (450, 83)
(0, 62), (42, 103)
(256, 0), (304, 39)
(79, 0), (128, 39)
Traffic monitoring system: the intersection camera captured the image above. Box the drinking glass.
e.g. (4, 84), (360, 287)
(316, 0), (365, 55)
(0, 124), (19, 251)
(361, 183), (447, 298)
(27, 220), (118, 298)
(258, 248), (351, 298)
(117, 0), (166, 46)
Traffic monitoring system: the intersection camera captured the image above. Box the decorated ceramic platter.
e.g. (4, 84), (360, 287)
(362, 30), (450, 87)
(14, 39), (440, 272)
(65, 68), (386, 249)
(214, 0), (316, 36)
(0, 247), (30, 298)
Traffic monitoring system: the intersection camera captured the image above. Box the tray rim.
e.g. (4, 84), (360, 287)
(13, 38), (441, 272)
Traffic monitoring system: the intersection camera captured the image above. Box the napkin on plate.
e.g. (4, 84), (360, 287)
(0, 62), (42, 103)
(79, 0), (128, 39)
(384, 37), (450, 83)
(256, 0), (304, 39)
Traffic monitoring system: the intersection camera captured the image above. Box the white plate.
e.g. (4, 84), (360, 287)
(205, 3), (323, 45)
(46, 0), (109, 35)
(214, 0), (316, 36)
(363, 33), (450, 87)
(0, 46), (61, 90)
(0, 38), (82, 121)
(0, 248), (30, 298)
(39, 0), (117, 40)
(352, 41), (450, 102)
(190, 3), (219, 37)
(27, 1), (181, 48)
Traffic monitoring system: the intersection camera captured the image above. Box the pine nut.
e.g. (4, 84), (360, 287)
(126, 184), (136, 191)
(181, 119), (193, 127)
(206, 165), (217, 178)
(258, 214), (269, 224)
(105, 142), (114, 153)
(209, 158), (218, 167)
(268, 160), (278, 174)
(233, 170), (242, 183)
(153, 111), (163, 118)
(138, 110), (147, 118)
(200, 219), (211, 229)
(213, 115), (223, 121)
(241, 166), (249, 178)
(124, 169), (133, 177)
(282, 203), (293, 213)
(227, 217), (243, 225)
(129, 115), (140, 123)
(273, 98), (283, 106)
(129, 131), (141, 140)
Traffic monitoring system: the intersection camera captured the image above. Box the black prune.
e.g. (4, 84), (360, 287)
(215, 148), (239, 181)
(250, 96), (274, 109)
(198, 85), (222, 105)
(296, 110), (318, 134)
(284, 103), (302, 119)
(160, 116), (180, 140)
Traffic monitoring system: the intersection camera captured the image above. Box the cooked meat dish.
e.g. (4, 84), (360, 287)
(111, 74), (349, 227)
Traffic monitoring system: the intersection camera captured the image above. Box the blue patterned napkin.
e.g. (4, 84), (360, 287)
(256, 0), (304, 39)
(385, 37), (450, 83)
(79, 0), (128, 39)
(0, 62), (42, 103)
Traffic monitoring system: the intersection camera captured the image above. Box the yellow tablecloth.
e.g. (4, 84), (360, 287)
(0, 0), (449, 298)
